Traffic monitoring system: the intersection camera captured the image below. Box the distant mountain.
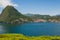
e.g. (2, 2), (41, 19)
(25, 14), (51, 20)
(0, 6), (32, 24)
(56, 15), (60, 17)
(24, 14), (35, 16)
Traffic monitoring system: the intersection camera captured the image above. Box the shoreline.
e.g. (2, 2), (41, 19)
(0, 34), (60, 40)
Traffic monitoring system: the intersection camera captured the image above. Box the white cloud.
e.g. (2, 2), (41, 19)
(0, 0), (18, 8)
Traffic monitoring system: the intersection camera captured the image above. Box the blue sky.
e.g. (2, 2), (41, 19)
(0, 0), (60, 16)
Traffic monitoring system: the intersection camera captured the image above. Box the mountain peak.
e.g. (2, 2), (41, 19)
(1, 5), (22, 16)
(0, 5), (32, 24)
(6, 5), (14, 7)
(0, 6), (23, 23)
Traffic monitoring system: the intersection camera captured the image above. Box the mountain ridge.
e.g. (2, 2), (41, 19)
(0, 6), (32, 24)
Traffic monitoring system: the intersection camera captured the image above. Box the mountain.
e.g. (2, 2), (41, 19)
(25, 14), (51, 20)
(24, 14), (34, 16)
(56, 15), (60, 17)
(25, 14), (60, 22)
(0, 6), (32, 24)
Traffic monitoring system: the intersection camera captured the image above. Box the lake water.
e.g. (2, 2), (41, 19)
(0, 22), (60, 36)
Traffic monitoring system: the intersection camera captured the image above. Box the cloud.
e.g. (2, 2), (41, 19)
(0, 0), (18, 8)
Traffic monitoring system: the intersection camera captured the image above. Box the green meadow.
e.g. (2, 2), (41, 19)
(0, 34), (60, 40)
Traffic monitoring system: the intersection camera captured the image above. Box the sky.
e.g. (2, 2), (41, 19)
(0, 0), (60, 16)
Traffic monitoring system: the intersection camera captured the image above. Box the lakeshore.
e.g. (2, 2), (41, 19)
(0, 34), (60, 40)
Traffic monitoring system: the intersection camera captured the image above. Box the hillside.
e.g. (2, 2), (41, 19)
(25, 14), (60, 22)
(0, 6), (32, 24)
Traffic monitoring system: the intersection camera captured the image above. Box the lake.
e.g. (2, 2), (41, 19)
(0, 22), (60, 36)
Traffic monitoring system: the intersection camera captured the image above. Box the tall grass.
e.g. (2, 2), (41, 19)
(0, 34), (60, 40)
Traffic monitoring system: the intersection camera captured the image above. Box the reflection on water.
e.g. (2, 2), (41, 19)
(0, 24), (6, 33)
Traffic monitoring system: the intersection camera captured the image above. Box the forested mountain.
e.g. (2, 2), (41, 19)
(0, 6), (32, 24)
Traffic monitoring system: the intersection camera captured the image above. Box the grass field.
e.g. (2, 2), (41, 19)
(0, 34), (60, 40)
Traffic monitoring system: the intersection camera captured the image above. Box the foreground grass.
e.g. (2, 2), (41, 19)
(0, 34), (60, 40)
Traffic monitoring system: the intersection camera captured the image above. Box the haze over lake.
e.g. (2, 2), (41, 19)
(0, 22), (60, 36)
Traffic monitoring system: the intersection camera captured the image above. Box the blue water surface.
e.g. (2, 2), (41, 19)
(0, 22), (60, 36)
